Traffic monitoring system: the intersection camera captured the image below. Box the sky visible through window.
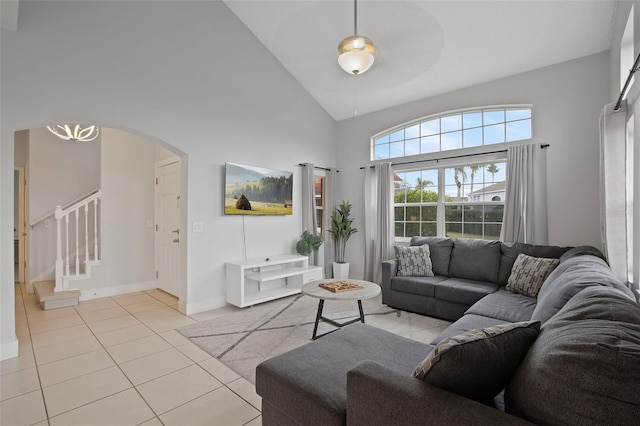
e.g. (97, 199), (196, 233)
(373, 107), (532, 160)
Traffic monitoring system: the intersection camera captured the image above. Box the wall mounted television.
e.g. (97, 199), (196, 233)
(224, 162), (293, 215)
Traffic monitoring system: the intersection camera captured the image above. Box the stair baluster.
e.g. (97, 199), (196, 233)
(53, 190), (102, 292)
(85, 203), (89, 265)
(75, 208), (79, 276)
(65, 213), (70, 278)
(54, 206), (63, 292)
(93, 197), (99, 261)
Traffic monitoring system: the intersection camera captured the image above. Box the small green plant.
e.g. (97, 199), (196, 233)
(329, 200), (358, 263)
(296, 230), (324, 256)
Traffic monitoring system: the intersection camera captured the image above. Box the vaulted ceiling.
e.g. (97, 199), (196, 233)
(2, 1), (617, 122)
(225, 0), (616, 121)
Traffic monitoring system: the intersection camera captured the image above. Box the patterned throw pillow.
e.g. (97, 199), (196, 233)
(506, 254), (560, 298)
(413, 321), (541, 401)
(395, 244), (434, 277)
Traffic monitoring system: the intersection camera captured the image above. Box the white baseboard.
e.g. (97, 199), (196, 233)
(1, 338), (19, 361)
(29, 270), (54, 284)
(185, 296), (227, 316)
(77, 281), (225, 316)
(79, 280), (158, 301)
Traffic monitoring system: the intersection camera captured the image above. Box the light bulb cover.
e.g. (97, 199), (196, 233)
(338, 35), (377, 75)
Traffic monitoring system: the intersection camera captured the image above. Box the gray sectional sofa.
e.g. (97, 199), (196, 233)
(256, 241), (640, 425)
(381, 237), (571, 321)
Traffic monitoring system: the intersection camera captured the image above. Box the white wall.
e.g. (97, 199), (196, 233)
(336, 52), (611, 279)
(28, 127), (101, 221)
(78, 128), (157, 296)
(0, 0), (336, 358)
(156, 145), (177, 163)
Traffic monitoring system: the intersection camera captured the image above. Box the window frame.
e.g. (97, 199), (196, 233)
(393, 152), (508, 243)
(371, 105), (532, 162)
(314, 172), (325, 235)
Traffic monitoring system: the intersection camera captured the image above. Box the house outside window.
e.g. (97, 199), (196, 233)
(394, 161), (507, 240)
(376, 105), (531, 242)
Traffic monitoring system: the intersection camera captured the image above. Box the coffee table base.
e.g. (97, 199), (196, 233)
(312, 299), (365, 340)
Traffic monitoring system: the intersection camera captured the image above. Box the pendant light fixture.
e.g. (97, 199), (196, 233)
(338, 0), (377, 75)
(47, 124), (100, 142)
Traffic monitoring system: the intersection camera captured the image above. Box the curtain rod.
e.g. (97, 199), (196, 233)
(615, 51), (640, 111)
(298, 163), (339, 172)
(359, 144), (549, 169)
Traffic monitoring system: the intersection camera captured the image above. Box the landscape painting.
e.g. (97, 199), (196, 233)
(224, 162), (293, 215)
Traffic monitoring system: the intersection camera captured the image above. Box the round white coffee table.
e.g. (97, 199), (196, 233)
(301, 279), (381, 340)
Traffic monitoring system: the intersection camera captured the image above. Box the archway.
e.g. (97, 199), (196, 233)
(12, 124), (189, 311)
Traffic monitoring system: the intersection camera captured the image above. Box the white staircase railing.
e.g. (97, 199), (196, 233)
(54, 190), (101, 292)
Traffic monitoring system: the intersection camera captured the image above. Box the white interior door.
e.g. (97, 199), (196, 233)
(155, 159), (181, 297)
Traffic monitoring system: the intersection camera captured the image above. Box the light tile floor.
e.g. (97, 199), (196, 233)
(1, 283), (261, 426)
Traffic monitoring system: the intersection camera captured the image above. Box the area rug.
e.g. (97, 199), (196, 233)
(178, 294), (451, 384)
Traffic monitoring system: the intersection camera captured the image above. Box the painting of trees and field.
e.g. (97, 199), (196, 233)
(224, 162), (293, 215)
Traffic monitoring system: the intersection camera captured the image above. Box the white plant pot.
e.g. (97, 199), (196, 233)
(333, 262), (350, 279)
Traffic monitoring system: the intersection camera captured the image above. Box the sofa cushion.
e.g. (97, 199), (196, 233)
(506, 286), (640, 425)
(395, 245), (434, 277)
(256, 323), (431, 426)
(531, 254), (634, 324)
(434, 278), (499, 305)
(465, 289), (537, 323)
(449, 239), (501, 283)
(431, 314), (509, 344)
(414, 321), (540, 402)
(559, 245), (606, 263)
(391, 275), (448, 297)
(410, 237), (453, 276)
(506, 254), (559, 298)
(497, 242), (570, 286)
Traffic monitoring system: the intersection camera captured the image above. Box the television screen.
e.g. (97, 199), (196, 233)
(224, 162), (293, 215)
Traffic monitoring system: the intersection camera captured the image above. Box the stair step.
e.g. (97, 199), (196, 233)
(33, 281), (80, 311)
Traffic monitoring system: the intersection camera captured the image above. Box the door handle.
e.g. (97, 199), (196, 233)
(173, 239), (179, 243)
(171, 229), (179, 234)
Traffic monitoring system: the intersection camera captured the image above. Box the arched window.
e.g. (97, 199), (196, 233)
(372, 106), (531, 161)
(383, 106), (531, 241)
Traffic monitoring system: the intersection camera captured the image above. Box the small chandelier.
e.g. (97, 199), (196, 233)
(47, 124), (100, 142)
(338, 0), (377, 75)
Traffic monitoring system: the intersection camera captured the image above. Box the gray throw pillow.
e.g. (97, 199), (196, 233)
(395, 245), (434, 277)
(497, 242), (570, 286)
(506, 254), (559, 298)
(413, 321), (540, 402)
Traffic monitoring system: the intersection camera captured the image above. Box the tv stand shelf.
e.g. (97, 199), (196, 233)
(225, 255), (323, 308)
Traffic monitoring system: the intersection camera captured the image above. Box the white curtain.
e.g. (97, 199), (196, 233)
(364, 162), (394, 284)
(323, 168), (337, 278)
(301, 163), (319, 266)
(600, 101), (630, 284)
(500, 143), (548, 244)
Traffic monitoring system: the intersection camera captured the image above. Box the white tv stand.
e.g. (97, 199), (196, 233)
(225, 254), (323, 308)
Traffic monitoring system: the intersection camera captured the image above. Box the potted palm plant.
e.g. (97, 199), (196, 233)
(329, 200), (358, 279)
